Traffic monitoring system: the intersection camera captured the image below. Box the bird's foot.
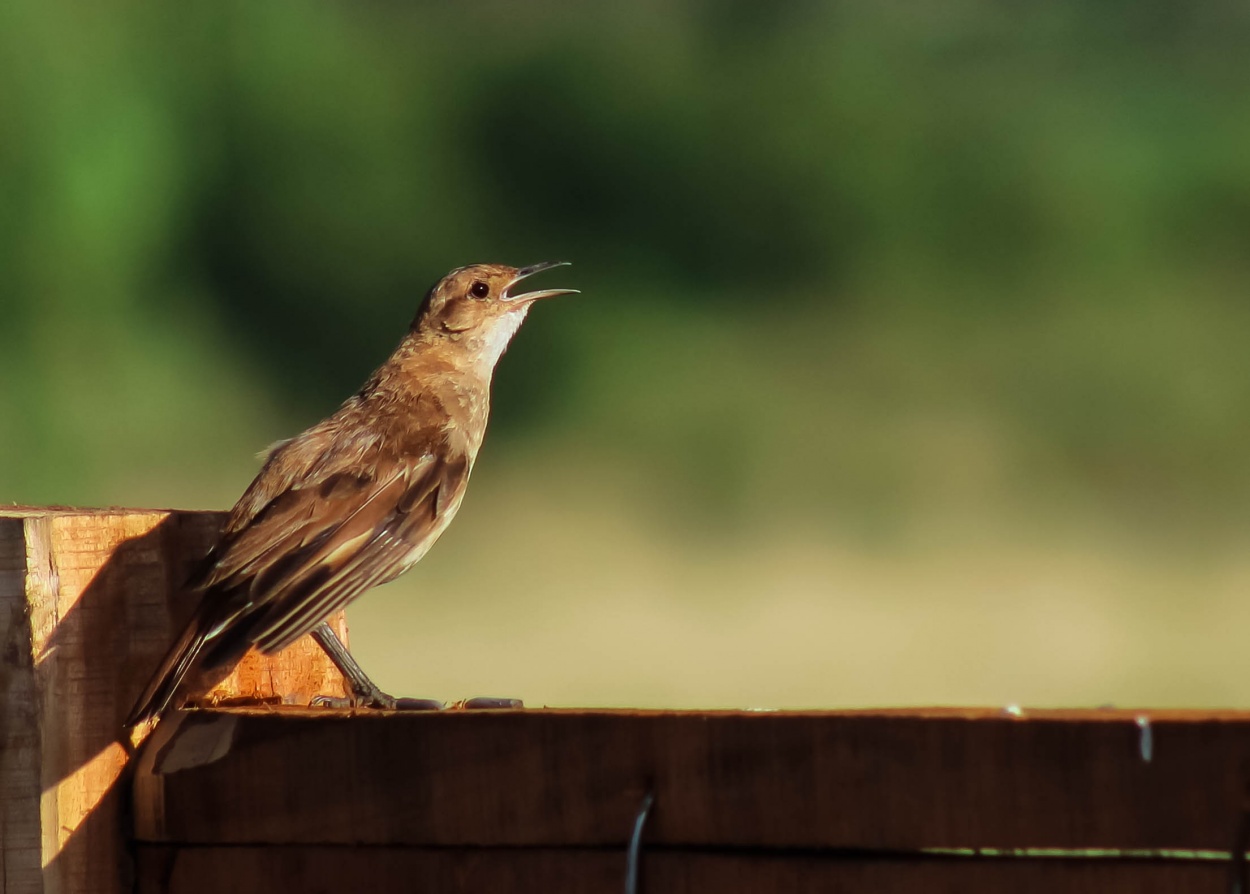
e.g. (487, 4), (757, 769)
(307, 623), (521, 710)
(311, 692), (523, 711)
(311, 686), (444, 711)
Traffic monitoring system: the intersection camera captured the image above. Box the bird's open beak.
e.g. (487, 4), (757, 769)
(503, 260), (579, 303)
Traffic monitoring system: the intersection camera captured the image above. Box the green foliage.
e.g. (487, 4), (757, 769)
(2, 0), (1249, 538)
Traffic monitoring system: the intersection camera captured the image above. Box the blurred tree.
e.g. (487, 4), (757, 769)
(1, 0), (1248, 536)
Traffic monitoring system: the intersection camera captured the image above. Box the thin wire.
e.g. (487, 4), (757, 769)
(625, 791), (655, 894)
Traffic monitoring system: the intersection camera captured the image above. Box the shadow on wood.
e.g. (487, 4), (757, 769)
(0, 507), (350, 894)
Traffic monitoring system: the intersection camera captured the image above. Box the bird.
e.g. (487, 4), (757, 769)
(125, 261), (577, 728)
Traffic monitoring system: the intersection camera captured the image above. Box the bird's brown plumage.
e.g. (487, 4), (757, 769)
(126, 262), (575, 728)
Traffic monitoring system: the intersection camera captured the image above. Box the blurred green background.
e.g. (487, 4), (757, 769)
(4, 2), (1250, 708)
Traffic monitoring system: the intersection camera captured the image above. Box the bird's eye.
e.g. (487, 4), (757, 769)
(470, 281), (490, 299)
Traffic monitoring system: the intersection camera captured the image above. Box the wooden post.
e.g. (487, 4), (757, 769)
(0, 508), (349, 894)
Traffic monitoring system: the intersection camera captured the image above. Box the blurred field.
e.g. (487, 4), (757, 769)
(3, 2), (1250, 707)
(344, 446), (1250, 709)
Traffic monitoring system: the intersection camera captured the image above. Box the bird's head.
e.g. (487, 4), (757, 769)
(415, 261), (576, 341)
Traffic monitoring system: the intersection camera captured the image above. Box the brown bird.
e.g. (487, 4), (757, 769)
(125, 261), (576, 728)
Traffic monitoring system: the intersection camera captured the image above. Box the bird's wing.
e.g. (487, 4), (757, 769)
(198, 446), (470, 663)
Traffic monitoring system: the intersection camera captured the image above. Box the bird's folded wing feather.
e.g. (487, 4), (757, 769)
(194, 446), (469, 660)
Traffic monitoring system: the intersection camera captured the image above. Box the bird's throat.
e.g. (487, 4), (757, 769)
(467, 306), (529, 379)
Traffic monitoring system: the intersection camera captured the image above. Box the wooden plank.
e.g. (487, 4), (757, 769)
(134, 845), (1231, 894)
(133, 706), (1250, 850)
(0, 515), (43, 894)
(0, 508), (350, 894)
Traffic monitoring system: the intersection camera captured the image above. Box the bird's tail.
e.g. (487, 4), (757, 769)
(124, 603), (215, 729)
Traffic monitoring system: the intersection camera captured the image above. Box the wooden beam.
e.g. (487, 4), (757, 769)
(0, 508), (349, 894)
(134, 845), (1228, 894)
(133, 706), (1250, 851)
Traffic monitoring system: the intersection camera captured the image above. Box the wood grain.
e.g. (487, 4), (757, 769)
(0, 508), (350, 894)
(133, 706), (1250, 851)
(134, 845), (1231, 894)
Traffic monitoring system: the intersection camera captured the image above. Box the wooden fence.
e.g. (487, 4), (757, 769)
(3, 507), (1249, 893)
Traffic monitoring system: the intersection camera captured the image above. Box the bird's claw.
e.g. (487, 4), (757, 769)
(310, 694), (354, 709)
(454, 696), (525, 710)
(390, 696), (447, 711)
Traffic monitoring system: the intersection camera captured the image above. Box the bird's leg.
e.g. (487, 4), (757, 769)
(309, 622), (444, 710)
(309, 622), (525, 711)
